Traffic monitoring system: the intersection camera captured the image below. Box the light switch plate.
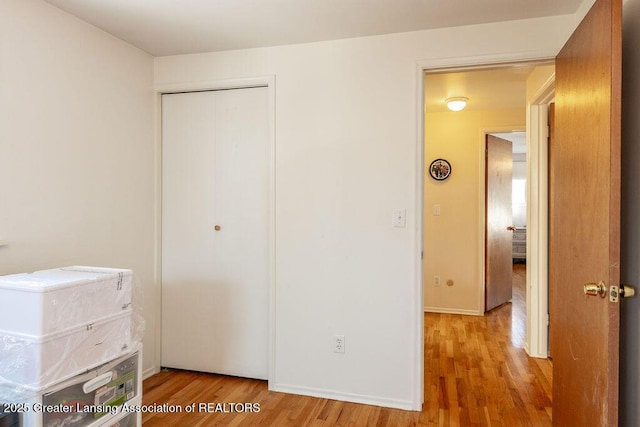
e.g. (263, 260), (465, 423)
(393, 209), (406, 228)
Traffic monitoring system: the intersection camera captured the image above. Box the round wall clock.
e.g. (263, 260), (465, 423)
(429, 159), (452, 181)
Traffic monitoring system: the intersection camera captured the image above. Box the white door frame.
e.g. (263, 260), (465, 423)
(415, 52), (555, 405)
(526, 75), (555, 358)
(152, 76), (276, 384)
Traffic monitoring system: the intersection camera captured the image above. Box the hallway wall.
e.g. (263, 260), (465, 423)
(424, 107), (525, 314)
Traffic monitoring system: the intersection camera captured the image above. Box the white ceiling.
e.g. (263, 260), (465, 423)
(424, 65), (546, 113)
(43, 0), (584, 56)
(41, 0), (563, 155)
(425, 65), (546, 154)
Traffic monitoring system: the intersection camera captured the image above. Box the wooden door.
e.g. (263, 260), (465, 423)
(161, 87), (270, 380)
(485, 134), (513, 312)
(551, 0), (621, 424)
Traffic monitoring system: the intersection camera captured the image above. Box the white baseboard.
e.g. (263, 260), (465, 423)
(139, 369), (418, 410)
(424, 307), (483, 316)
(143, 366), (160, 380)
(271, 383), (419, 411)
(524, 344), (548, 359)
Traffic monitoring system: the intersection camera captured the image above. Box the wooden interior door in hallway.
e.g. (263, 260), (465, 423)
(551, 0), (622, 423)
(485, 134), (513, 311)
(161, 87), (270, 380)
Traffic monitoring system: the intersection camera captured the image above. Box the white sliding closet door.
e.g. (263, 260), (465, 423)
(161, 87), (270, 380)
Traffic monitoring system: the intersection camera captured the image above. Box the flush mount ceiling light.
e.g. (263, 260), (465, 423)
(445, 97), (468, 112)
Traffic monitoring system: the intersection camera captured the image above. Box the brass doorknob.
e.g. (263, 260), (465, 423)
(584, 281), (607, 298)
(507, 226), (516, 231)
(214, 225), (221, 231)
(622, 285), (636, 298)
(608, 284), (636, 302)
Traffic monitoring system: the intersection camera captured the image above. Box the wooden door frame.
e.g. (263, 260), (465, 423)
(152, 76), (277, 385)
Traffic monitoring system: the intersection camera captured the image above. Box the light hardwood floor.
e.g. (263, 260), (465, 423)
(142, 264), (551, 426)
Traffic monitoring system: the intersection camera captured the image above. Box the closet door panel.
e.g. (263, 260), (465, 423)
(211, 88), (269, 379)
(161, 88), (269, 379)
(161, 91), (218, 372)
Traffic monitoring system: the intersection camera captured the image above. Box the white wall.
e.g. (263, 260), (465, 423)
(0, 0), (156, 371)
(423, 108), (525, 315)
(512, 157), (527, 227)
(621, 0), (640, 424)
(155, 16), (574, 408)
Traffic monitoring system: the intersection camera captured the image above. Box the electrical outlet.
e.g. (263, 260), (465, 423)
(434, 276), (441, 287)
(334, 335), (345, 353)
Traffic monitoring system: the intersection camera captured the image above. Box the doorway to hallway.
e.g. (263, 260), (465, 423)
(422, 61), (554, 356)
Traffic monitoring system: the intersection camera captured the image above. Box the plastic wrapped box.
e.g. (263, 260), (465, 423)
(0, 266), (143, 394)
(0, 267), (133, 336)
(0, 311), (131, 391)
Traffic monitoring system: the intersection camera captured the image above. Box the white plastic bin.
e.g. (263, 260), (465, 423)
(0, 266), (132, 336)
(1, 349), (142, 427)
(0, 311), (132, 392)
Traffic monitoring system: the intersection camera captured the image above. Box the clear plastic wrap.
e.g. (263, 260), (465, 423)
(0, 266), (145, 403)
